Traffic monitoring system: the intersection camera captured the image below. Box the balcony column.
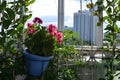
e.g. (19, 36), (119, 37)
(58, 0), (64, 31)
(96, 0), (103, 47)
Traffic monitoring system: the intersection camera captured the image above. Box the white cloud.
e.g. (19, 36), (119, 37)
(30, 0), (58, 17)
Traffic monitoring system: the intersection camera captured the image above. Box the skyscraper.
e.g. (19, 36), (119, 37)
(74, 9), (103, 46)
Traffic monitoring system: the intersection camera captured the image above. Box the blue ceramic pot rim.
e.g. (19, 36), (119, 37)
(23, 50), (54, 61)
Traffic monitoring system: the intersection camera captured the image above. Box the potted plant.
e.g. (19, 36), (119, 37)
(23, 17), (63, 76)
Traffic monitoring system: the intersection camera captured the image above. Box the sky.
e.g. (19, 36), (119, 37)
(28, 0), (97, 27)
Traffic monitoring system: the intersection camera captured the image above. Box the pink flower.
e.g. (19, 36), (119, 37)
(56, 32), (63, 44)
(56, 32), (63, 41)
(53, 31), (58, 37)
(27, 23), (33, 28)
(57, 39), (62, 44)
(26, 29), (36, 34)
(47, 24), (57, 36)
(33, 17), (43, 24)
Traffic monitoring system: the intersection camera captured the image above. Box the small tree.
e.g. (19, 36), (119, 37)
(87, 0), (120, 80)
(0, 0), (35, 79)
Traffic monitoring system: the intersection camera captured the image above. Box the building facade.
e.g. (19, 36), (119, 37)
(73, 9), (103, 46)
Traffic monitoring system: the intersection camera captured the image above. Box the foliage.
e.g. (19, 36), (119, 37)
(62, 30), (80, 45)
(41, 30), (80, 80)
(42, 47), (79, 80)
(24, 17), (63, 56)
(87, 0), (120, 80)
(57, 68), (79, 80)
(62, 29), (90, 45)
(0, 0), (34, 79)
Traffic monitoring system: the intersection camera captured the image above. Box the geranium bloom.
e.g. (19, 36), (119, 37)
(33, 17), (43, 24)
(26, 28), (35, 34)
(57, 39), (62, 44)
(47, 24), (57, 36)
(27, 23), (33, 28)
(56, 32), (63, 40)
(56, 32), (63, 44)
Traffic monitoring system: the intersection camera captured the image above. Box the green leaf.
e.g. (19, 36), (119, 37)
(107, 18), (112, 24)
(25, 7), (29, 12)
(115, 0), (119, 4)
(23, 14), (32, 22)
(0, 38), (5, 45)
(17, 23), (23, 29)
(105, 24), (112, 30)
(95, 0), (103, 5)
(114, 24), (118, 32)
(0, 5), (2, 13)
(3, 20), (11, 29)
(3, 12), (9, 19)
(16, 23), (23, 32)
(7, 29), (14, 35)
(5, 8), (15, 20)
(106, 7), (112, 14)
(116, 13), (120, 21)
(98, 78), (106, 80)
(25, 0), (35, 6)
(7, 40), (14, 49)
(114, 6), (120, 12)
(96, 22), (101, 26)
(103, 16), (108, 21)
(1, 1), (6, 10)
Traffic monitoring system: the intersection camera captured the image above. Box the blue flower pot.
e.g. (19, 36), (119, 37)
(23, 50), (53, 76)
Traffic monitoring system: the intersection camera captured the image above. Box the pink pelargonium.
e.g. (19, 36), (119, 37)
(56, 32), (63, 44)
(57, 39), (62, 44)
(33, 17), (43, 24)
(27, 23), (33, 28)
(26, 28), (36, 34)
(47, 24), (57, 36)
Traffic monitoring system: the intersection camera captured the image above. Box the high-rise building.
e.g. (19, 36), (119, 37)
(74, 9), (103, 46)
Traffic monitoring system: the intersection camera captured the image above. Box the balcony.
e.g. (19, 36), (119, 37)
(0, 0), (120, 80)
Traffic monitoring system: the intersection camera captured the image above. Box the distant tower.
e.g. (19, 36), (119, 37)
(58, 0), (64, 31)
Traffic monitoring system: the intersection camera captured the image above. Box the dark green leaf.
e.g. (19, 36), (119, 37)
(1, 1), (6, 10)
(7, 29), (14, 35)
(3, 12), (9, 19)
(23, 14), (32, 22)
(25, 7), (29, 12)
(98, 78), (106, 80)
(96, 22), (101, 26)
(3, 20), (11, 29)
(105, 27), (111, 31)
(5, 8), (15, 20)
(107, 18), (112, 24)
(0, 5), (2, 13)
(106, 7), (112, 14)
(95, 0), (103, 5)
(0, 38), (5, 45)
(7, 40), (14, 49)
